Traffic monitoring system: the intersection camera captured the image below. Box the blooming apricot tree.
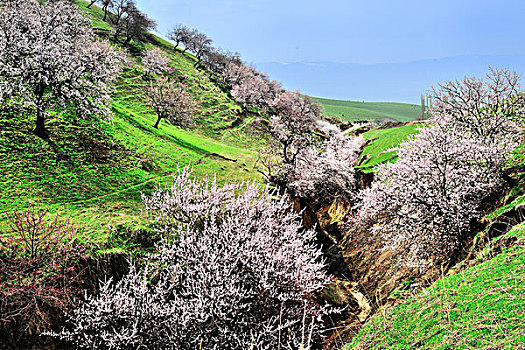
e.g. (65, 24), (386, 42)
(144, 77), (198, 129)
(286, 132), (365, 205)
(430, 67), (524, 141)
(142, 48), (170, 76)
(0, 0), (123, 139)
(268, 91), (323, 164)
(50, 167), (331, 349)
(353, 68), (524, 264)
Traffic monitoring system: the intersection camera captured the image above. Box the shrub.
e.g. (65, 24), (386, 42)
(0, 208), (88, 337)
(50, 167), (331, 349)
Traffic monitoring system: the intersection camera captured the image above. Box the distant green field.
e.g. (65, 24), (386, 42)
(313, 97), (421, 122)
(357, 123), (423, 171)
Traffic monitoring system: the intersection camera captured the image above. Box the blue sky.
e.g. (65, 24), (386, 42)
(136, 0), (525, 64)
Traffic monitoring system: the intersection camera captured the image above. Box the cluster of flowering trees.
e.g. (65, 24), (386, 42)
(352, 68), (524, 264)
(249, 87), (365, 204)
(168, 23), (365, 204)
(164, 22), (365, 207)
(49, 167), (330, 349)
(0, 0), (124, 139)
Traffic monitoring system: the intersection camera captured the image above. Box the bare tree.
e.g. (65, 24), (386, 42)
(115, 2), (156, 44)
(167, 24), (191, 51)
(109, 0), (132, 27)
(185, 30), (212, 66)
(100, 0), (112, 21)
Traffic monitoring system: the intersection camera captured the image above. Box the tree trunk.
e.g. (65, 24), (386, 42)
(33, 105), (47, 139)
(87, 0), (96, 8)
(153, 116), (162, 129)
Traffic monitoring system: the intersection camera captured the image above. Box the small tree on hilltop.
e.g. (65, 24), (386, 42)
(113, 2), (156, 44)
(167, 24), (192, 51)
(109, 0), (133, 27)
(0, 0), (123, 139)
(185, 30), (213, 67)
(201, 48), (241, 78)
(145, 77), (198, 129)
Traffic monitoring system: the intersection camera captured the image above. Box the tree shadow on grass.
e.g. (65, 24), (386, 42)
(115, 108), (211, 157)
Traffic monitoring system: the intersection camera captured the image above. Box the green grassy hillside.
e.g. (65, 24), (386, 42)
(347, 223), (525, 349)
(314, 97), (421, 122)
(0, 0), (260, 250)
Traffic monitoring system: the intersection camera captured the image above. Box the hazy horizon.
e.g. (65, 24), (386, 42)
(135, 0), (525, 102)
(255, 54), (525, 104)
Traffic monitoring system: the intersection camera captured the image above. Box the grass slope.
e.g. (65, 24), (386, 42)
(313, 97), (421, 122)
(0, 0), (260, 250)
(346, 225), (525, 349)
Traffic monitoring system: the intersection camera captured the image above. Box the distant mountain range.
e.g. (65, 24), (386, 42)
(255, 55), (525, 104)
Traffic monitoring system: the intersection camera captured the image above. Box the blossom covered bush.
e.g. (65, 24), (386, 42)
(352, 68), (524, 265)
(50, 167), (331, 349)
(142, 48), (170, 76)
(283, 130), (365, 205)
